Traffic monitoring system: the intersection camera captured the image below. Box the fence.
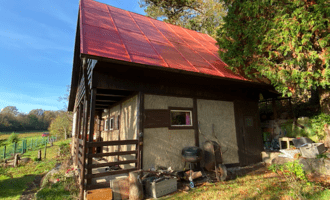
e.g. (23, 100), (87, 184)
(1, 136), (57, 159)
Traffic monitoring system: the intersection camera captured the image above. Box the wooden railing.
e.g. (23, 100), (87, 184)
(74, 139), (140, 190)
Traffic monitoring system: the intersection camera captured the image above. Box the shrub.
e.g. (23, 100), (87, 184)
(7, 132), (19, 143)
(58, 142), (70, 157)
(280, 113), (330, 142)
(269, 161), (311, 199)
(310, 113), (330, 140)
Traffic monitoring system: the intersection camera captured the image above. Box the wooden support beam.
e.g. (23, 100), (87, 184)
(75, 105), (82, 166)
(86, 159), (137, 169)
(85, 168), (138, 179)
(193, 98), (199, 147)
(87, 150), (138, 158)
(137, 92), (144, 169)
(96, 104), (110, 107)
(97, 94), (127, 97)
(85, 182), (110, 190)
(272, 98), (278, 122)
(96, 100), (118, 103)
(80, 97), (89, 197)
(87, 140), (138, 147)
(87, 88), (97, 186)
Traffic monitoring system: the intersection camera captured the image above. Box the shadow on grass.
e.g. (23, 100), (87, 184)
(0, 174), (36, 200)
(36, 182), (72, 200)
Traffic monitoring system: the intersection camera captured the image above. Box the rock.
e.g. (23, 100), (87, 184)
(299, 158), (330, 175)
(262, 151), (281, 164)
(324, 124), (330, 148)
(271, 157), (295, 165)
(129, 171), (143, 200)
(40, 164), (62, 188)
(20, 157), (31, 164)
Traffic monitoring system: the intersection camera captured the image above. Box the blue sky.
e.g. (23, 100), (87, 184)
(0, 0), (145, 113)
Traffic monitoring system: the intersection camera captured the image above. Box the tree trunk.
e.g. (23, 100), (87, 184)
(319, 87), (330, 114)
(63, 126), (67, 140)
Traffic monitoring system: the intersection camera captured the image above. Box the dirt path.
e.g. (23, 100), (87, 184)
(20, 175), (43, 200)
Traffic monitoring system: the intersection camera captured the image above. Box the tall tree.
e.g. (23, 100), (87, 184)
(217, 0), (330, 112)
(1, 106), (19, 116)
(140, 0), (226, 38)
(48, 111), (73, 139)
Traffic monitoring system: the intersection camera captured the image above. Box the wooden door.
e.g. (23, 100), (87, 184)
(234, 100), (263, 166)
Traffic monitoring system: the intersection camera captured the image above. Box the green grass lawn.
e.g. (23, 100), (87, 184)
(162, 167), (330, 200)
(0, 139), (71, 200)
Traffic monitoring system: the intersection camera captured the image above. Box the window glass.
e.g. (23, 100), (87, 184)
(104, 118), (109, 131)
(170, 110), (192, 126)
(109, 117), (114, 130)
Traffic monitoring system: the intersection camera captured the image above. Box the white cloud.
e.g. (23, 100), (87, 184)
(0, 30), (72, 52)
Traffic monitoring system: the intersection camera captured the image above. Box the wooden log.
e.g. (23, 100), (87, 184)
(184, 170), (202, 180)
(129, 171), (144, 200)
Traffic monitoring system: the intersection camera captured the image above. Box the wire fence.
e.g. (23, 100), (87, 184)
(1, 136), (57, 159)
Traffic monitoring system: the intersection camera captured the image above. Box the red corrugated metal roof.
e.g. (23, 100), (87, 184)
(80, 0), (244, 81)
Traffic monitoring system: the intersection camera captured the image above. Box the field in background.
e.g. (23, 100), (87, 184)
(0, 131), (56, 159)
(0, 131), (47, 141)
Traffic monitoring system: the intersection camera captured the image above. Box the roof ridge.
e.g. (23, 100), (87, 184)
(91, 0), (214, 38)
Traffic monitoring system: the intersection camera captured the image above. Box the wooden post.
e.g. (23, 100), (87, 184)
(87, 88), (96, 186)
(80, 97), (90, 199)
(21, 141), (24, 154)
(272, 98), (278, 121)
(75, 104), (82, 166)
(193, 98), (199, 147)
(44, 142), (47, 159)
(3, 146), (6, 159)
(38, 150), (41, 161)
(137, 92), (144, 169)
(14, 154), (19, 167)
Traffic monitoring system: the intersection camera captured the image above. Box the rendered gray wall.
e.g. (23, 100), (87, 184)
(197, 99), (239, 164)
(143, 94), (195, 170)
(100, 95), (138, 168)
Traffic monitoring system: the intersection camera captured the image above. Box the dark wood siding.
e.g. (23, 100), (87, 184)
(234, 100), (263, 166)
(144, 109), (170, 128)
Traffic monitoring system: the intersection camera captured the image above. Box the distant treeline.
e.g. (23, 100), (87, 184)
(0, 106), (63, 132)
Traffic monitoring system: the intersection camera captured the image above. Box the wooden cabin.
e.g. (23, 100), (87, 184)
(68, 0), (276, 196)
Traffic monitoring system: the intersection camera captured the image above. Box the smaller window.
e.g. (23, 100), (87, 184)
(109, 117), (114, 130)
(104, 118), (109, 131)
(170, 110), (193, 127)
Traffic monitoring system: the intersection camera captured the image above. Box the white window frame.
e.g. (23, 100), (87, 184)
(109, 117), (114, 130)
(170, 110), (193, 127)
(104, 118), (109, 131)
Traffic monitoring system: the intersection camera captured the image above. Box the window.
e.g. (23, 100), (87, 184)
(104, 118), (109, 131)
(109, 117), (114, 130)
(170, 110), (193, 127)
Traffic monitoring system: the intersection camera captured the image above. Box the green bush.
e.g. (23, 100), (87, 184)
(7, 132), (19, 143)
(58, 142), (70, 157)
(310, 113), (330, 140)
(269, 161), (311, 199)
(280, 114), (330, 142)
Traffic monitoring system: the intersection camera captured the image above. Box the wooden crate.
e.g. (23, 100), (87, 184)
(87, 188), (113, 200)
